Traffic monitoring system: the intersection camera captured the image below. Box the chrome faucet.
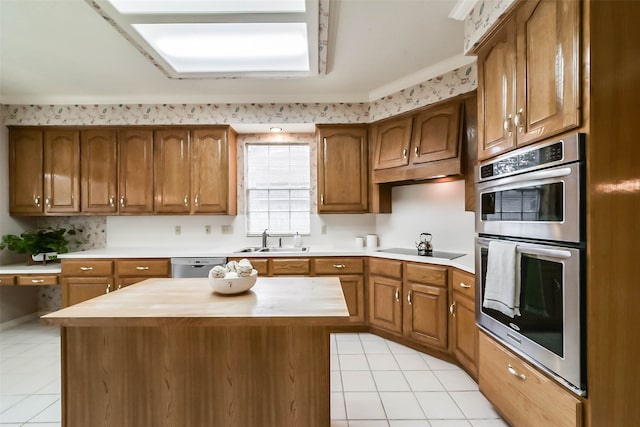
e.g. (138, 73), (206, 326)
(261, 229), (269, 249)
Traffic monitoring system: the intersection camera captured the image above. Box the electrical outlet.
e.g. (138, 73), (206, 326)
(221, 225), (233, 234)
(321, 225), (328, 235)
(174, 225), (181, 235)
(205, 225), (211, 235)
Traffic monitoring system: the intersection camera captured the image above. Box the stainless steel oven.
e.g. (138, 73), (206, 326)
(476, 236), (585, 394)
(476, 134), (585, 244)
(475, 133), (586, 396)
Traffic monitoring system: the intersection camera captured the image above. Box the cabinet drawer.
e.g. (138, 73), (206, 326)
(17, 275), (58, 285)
(479, 333), (582, 427)
(369, 258), (402, 279)
(314, 258), (364, 275)
(0, 275), (16, 285)
(452, 269), (475, 299)
(62, 260), (114, 276)
(116, 259), (170, 277)
(271, 258), (310, 275)
(405, 263), (447, 287)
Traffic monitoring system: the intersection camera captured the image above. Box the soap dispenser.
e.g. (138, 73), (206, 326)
(293, 232), (302, 247)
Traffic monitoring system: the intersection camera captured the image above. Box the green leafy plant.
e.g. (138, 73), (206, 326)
(0, 227), (77, 256)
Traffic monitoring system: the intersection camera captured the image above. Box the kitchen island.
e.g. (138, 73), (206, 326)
(41, 276), (349, 427)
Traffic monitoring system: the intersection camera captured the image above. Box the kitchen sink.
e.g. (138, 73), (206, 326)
(234, 246), (310, 253)
(257, 247), (309, 253)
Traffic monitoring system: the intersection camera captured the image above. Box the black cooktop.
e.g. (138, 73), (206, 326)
(376, 248), (466, 260)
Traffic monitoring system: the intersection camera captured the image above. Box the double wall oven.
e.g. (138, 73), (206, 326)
(475, 134), (586, 395)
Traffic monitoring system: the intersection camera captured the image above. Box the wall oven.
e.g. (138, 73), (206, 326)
(475, 134), (586, 396)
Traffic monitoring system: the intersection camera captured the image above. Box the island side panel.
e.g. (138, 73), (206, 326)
(61, 325), (330, 427)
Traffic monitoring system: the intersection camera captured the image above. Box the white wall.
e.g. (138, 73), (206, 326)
(375, 180), (475, 255)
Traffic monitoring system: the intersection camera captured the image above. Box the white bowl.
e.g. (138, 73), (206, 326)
(208, 270), (258, 295)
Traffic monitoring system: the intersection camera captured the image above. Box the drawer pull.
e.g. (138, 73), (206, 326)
(31, 279), (44, 283)
(333, 264), (346, 269)
(458, 282), (471, 289)
(507, 364), (527, 381)
(449, 302), (456, 316)
(407, 290), (412, 305)
(394, 288), (400, 302)
(106, 283), (111, 294)
(79, 266), (94, 271)
(136, 266), (150, 270)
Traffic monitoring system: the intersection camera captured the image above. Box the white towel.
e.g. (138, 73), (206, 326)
(483, 240), (521, 318)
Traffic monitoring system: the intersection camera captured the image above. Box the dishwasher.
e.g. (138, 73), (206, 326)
(170, 257), (227, 278)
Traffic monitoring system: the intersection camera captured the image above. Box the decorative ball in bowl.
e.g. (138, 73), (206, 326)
(208, 269), (258, 295)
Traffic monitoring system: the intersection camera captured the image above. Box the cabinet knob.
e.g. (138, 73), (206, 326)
(407, 290), (413, 305)
(34, 195), (41, 207)
(414, 146), (420, 157)
(394, 288), (400, 302)
(45, 197), (51, 207)
(503, 115), (513, 136)
(458, 282), (471, 289)
(120, 196), (126, 208)
(402, 148), (408, 159)
(106, 283), (111, 294)
(449, 302), (456, 316)
(514, 108), (524, 133)
(194, 195), (199, 206)
(321, 194), (325, 205)
(184, 195), (189, 207)
(109, 195), (115, 207)
(507, 364), (527, 381)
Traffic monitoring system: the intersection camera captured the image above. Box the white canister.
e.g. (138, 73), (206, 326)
(355, 236), (364, 248)
(366, 234), (378, 249)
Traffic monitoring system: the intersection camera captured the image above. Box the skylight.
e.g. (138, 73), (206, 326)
(134, 23), (309, 72)
(107, 0), (306, 14)
(90, 0), (319, 78)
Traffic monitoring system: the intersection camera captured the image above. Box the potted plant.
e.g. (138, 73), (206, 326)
(0, 227), (78, 264)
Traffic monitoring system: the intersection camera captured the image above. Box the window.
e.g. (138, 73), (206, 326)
(245, 143), (310, 235)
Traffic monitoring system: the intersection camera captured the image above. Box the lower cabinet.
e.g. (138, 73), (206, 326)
(61, 258), (169, 306)
(479, 332), (582, 427)
(369, 259), (449, 351)
(450, 269), (478, 378)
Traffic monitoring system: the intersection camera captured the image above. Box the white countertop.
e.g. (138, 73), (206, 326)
(53, 245), (474, 274)
(0, 262), (62, 274)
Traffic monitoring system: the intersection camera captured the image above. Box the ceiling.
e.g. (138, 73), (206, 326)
(0, 0), (473, 106)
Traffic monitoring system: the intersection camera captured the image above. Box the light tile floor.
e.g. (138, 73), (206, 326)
(0, 320), (508, 427)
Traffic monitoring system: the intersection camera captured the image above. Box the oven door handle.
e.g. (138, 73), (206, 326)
(479, 167), (572, 192)
(478, 238), (573, 259)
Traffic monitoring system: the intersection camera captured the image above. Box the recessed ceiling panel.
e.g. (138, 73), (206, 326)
(133, 23), (310, 72)
(107, 0), (306, 14)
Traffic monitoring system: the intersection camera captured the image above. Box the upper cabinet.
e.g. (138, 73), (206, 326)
(8, 126), (236, 216)
(155, 126), (237, 215)
(119, 129), (155, 214)
(476, 0), (580, 160)
(81, 129), (118, 214)
(371, 97), (465, 184)
(316, 125), (368, 213)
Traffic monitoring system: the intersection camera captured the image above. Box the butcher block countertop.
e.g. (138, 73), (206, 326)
(41, 276), (350, 327)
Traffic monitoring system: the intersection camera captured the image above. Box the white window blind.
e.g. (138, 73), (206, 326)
(246, 143), (310, 235)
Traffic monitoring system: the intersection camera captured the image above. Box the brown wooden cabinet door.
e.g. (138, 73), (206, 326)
(373, 117), (413, 170)
(62, 276), (112, 307)
(403, 282), (448, 349)
(191, 128), (230, 214)
(81, 129), (118, 213)
(369, 275), (402, 334)
(43, 130), (80, 213)
(451, 293), (478, 377)
(119, 129), (154, 214)
(477, 20), (517, 160)
(154, 129), (190, 213)
(9, 128), (44, 214)
(338, 275), (365, 323)
(515, 0), (580, 146)
(411, 101), (462, 164)
(317, 125), (368, 213)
